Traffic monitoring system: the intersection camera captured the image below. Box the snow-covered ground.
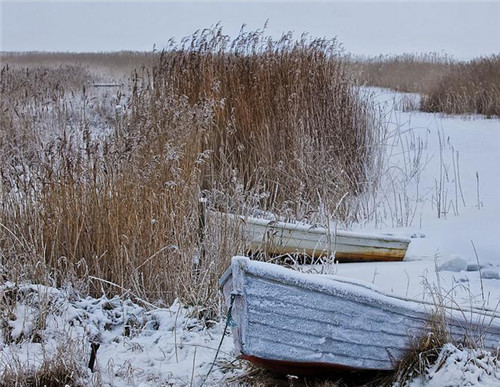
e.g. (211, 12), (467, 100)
(335, 89), (500, 385)
(342, 89), (500, 312)
(0, 283), (244, 386)
(1, 88), (499, 385)
(408, 343), (500, 387)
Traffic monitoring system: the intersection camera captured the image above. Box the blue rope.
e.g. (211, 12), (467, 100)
(200, 294), (236, 387)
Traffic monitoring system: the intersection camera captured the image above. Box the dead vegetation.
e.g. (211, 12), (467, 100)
(421, 55), (500, 117)
(0, 27), (383, 316)
(0, 340), (89, 387)
(354, 53), (500, 117)
(1, 33), (498, 387)
(390, 312), (450, 385)
(353, 53), (454, 94)
(0, 51), (153, 82)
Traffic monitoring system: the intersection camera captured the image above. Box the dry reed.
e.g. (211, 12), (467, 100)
(0, 51), (153, 82)
(0, 27), (382, 315)
(353, 53), (454, 94)
(353, 53), (500, 117)
(421, 55), (500, 117)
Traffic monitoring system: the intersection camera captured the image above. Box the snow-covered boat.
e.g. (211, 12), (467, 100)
(219, 257), (500, 373)
(219, 213), (410, 262)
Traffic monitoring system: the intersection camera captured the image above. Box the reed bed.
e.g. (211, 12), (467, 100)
(353, 53), (500, 117)
(0, 28), (382, 314)
(353, 53), (454, 94)
(421, 55), (500, 117)
(1, 51), (153, 82)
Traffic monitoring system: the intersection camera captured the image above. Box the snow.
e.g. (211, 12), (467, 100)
(408, 344), (500, 387)
(0, 283), (244, 386)
(328, 89), (500, 313)
(331, 89), (500, 384)
(436, 255), (468, 273)
(482, 268), (500, 280)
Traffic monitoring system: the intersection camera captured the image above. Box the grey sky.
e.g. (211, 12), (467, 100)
(1, 1), (499, 58)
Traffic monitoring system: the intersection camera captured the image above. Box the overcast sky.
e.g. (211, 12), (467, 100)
(1, 1), (499, 59)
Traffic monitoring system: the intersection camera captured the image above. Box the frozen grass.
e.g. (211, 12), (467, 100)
(391, 311), (451, 385)
(0, 282), (245, 386)
(354, 53), (500, 117)
(421, 55), (500, 117)
(353, 53), (454, 94)
(0, 51), (154, 82)
(0, 27), (383, 316)
(1, 341), (89, 387)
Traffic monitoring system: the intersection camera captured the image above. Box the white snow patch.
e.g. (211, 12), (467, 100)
(482, 268), (500, 280)
(436, 255), (468, 273)
(409, 344), (500, 387)
(0, 283), (245, 386)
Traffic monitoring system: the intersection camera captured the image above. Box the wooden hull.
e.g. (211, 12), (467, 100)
(220, 257), (500, 374)
(220, 213), (410, 262)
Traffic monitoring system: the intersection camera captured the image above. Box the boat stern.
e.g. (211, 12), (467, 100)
(219, 257), (250, 358)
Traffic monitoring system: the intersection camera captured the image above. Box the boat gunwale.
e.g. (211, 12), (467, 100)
(219, 212), (412, 244)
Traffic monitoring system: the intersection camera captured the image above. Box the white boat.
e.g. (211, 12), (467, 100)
(219, 213), (411, 262)
(219, 257), (500, 373)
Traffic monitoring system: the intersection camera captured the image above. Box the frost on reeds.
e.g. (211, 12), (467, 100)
(0, 51), (153, 82)
(353, 53), (454, 94)
(0, 27), (383, 315)
(421, 55), (500, 117)
(353, 53), (500, 117)
(148, 27), (382, 217)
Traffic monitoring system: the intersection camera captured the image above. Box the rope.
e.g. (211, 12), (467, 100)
(200, 293), (236, 387)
